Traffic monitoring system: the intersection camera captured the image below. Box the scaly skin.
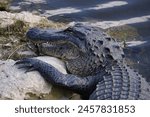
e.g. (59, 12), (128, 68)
(16, 23), (150, 99)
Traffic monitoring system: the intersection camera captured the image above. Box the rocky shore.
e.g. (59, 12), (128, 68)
(0, 1), (70, 99)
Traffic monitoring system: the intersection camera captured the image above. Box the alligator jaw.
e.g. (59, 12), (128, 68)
(27, 42), (40, 55)
(26, 28), (86, 52)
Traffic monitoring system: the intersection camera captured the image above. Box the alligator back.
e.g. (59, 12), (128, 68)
(89, 62), (150, 100)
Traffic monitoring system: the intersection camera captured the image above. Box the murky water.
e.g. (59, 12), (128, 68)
(10, 0), (150, 81)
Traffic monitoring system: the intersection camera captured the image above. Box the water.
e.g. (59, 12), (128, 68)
(10, 0), (150, 37)
(10, 0), (150, 81)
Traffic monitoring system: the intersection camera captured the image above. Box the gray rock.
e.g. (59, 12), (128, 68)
(0, 56), (66, 99)
(0, 11), (46, 28)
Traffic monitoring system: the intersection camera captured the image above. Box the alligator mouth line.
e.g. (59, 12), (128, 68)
(27, 42), (40, 55)
(27, 40), (73, 56)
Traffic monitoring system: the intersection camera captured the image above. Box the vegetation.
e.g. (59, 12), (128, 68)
(0, 20), (29, 37)
(106, 25), (141, 42)
(0, 0), (11, 11)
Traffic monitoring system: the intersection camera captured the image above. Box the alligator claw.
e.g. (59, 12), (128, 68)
(24, 67), (37, 73)
(15, 58), (38, 73)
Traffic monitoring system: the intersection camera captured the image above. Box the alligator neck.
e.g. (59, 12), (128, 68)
(66, 56), (103, 77)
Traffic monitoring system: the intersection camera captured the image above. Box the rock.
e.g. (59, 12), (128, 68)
(0, 11), (46, 28)
(0, 11), (65, 30)
(0, 56), (67, 100)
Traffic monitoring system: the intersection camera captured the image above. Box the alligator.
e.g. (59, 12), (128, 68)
(16, 23), (150, 100)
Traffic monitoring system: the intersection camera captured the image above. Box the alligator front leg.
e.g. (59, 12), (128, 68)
(15, 58), (100, 97)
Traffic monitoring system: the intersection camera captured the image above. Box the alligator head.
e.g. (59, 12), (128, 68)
(26, 23), (124, 76)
